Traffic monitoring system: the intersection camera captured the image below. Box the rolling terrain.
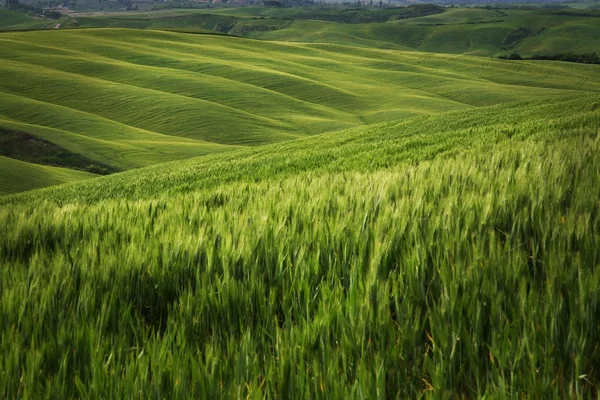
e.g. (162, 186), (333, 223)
(0, 155), (96, 195)
(64, 7), (600, 55)
(1, 94), (599, 397)
(248, 8), (600, 55)
(1, 6), (599, 397)
(3, 93), (598, 204)
(0, 9), (46, 31)
(1, 27), (600, 194)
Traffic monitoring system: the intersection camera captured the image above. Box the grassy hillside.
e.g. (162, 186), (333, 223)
(1, 94), (598, 397)
(3, 93), (598, 204)
(0, 8), (45, 31)
(0, 8), (78, 31)
(3, 6), (599, 55)
(69, 7), (600, 56)
(0, 155), (96, 195)
(74, 4), (443, 30)
(1, 27), (599, 195)
(249, 8), (600, 55)
(0, 127), (117, 174)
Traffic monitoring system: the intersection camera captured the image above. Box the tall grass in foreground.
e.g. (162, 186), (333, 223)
(1, 131), (599, 398)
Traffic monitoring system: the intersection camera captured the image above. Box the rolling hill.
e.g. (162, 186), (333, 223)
(0, 5), (598, 398)
(0, 8), (45, 31)
(1, 93), (598, 397)
(247, 8), (600, 55)
(0, 155), (96, 195)
(3, 92), (598, 204)
(67, 7), (600, 56)
(1, 27), (600, 194)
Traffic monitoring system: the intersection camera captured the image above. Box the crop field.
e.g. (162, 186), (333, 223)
(1, 28), (600, 194)
(0, 9), (46, 31)
(1, 5), (599, 398)
(1, 94), (599, 397)
(250, 8), (600, 55)
(63, 7), (600, 55)
(6, 6), (599, 54)
(0, 156), (96, 195)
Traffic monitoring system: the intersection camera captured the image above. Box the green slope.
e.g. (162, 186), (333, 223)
(251, 9), (600, 55)
(1, 26), (599, 195)
(71, 7), (600, 56)
(0, 8), (45, 31)
(1, 94), (598, 397)
(0, 155), (96, 195)
(4, 93), (598, 205)
(1, 28), (599, 188)
(0, 127), (116, 174)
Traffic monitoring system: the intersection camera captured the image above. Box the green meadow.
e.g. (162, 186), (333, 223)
(68, 6), (600, 55)
(0, 155), (95, 195)
(0, 9), (45, 30)
(6, 6), (599, 54)
(1, 94), (599, 397)
(1, 5), (599, 398)
(1, 27), (600, 194)
(236, 7), (600, 55)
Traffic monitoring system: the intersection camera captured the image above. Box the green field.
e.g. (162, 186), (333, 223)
(1, 5), (599, 398)
(1, 94), (599, 397)
(65, 6), (600, 55)
(249, 8), (600, 55)
(1, 28), (600, 194)
(0, 9), (44, 30)
(0, 155), (96, 195)
(7, 6), (598, 56)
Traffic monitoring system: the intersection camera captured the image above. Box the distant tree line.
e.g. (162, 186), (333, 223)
(263, 0), (284, 6)
(499, 52), (600, 64)
(5, 1), (63, 18)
